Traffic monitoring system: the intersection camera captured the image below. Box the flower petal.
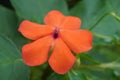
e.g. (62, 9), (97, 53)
(60, 30), (93, 53)
(22, 36), (53, 66)
(60, 16), (81, 29)
(49, 38), (76, 74)
(44, 10), (64, 27)
(18, 20), (54, 40)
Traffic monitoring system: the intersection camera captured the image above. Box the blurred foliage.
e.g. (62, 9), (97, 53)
(0, 0), (120, 80)
(0, 35), (29, 80)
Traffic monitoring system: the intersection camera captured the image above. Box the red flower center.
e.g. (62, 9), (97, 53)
(52, 27), (59, 39)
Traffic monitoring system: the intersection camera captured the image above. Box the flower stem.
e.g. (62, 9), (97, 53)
(88, 13), (109, 30)
(76, 58), (120, 70)
(93, 32), (114, 41)
(65, 72), (70, 80)
(110, 12), (120, 22)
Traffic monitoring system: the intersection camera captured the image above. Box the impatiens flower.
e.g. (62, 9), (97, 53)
(18, 10), (93, 74)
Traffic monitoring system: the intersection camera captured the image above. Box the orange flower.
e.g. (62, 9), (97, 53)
(18, 10), (93, 74)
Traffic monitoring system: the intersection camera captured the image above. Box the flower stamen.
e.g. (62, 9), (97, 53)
(53, 27), (59, 39)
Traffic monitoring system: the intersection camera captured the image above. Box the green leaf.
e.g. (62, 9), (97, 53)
(78, 53), (100, 64)
(90, 45), (120, 62)
(67, 71), (86, 80)
(70, 68), (119, 80)
(67, 70), (101, 80)
(0, 35), (29, 80)
(75, 59), (120, 79)
(0, 5), (28, 49)
(0, 5), (18, 38)
(70, 0), (120, 37)
(70, 0), (107, 29)
(47, 73), (66, 80)
(10, 0), (68, 23)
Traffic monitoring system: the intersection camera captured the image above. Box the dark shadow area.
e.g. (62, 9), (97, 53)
(0, 0), (13, 9)
(67, 0), (80, 9)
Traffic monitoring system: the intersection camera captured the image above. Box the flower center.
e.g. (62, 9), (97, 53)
(53, 27), (59, 39)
